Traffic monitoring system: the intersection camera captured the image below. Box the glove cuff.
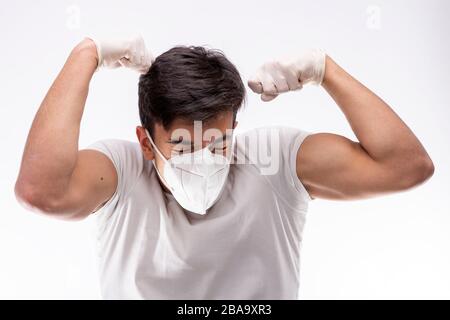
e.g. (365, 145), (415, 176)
(312, 48), (326, 86)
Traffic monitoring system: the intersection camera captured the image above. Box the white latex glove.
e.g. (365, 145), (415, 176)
(248, 48), (326, 101)
(86, 34), (154, 73)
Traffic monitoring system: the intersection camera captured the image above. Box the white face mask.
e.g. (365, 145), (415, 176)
(145, 129), (232, 215)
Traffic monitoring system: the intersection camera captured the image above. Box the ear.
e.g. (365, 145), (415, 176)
(136, 126), (155, 160)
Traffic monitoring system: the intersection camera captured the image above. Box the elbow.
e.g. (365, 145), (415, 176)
(15, 180), (51, 214)
(412, 155), (435, 185)
(422, 156), (435, 180)
(397, 155), (435, 190)
(14, 180), (64, 216)
(14, 180), (87, 221)
(15, 180), (35, 211)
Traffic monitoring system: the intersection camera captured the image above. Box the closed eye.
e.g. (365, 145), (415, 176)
(172, 147), (194, 155)
(173, 144), (228, 155)
(211, 146), (227, 154)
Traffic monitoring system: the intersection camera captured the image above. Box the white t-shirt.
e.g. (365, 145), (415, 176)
(86, 126), (313, 299)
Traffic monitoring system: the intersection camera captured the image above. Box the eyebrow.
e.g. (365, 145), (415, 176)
(167, 132), (231, 146)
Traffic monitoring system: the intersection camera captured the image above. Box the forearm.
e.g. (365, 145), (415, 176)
(15, 40), (98, 204)
(321, 55), (432, 166)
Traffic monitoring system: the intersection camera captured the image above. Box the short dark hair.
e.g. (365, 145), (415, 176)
(138, 45), (246, 135)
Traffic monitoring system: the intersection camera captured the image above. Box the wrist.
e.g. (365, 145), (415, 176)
(294, 49), (326, 86)
(71, 38), (99, 68)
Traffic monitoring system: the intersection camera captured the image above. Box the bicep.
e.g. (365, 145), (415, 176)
(55, 149), (118, 219)
(296, 133), (399, 200)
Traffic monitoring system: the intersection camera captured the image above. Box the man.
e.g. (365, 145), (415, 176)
(14, 35), (434, 299)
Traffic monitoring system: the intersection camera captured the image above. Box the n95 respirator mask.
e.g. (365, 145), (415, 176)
(145, 129), (232, 215)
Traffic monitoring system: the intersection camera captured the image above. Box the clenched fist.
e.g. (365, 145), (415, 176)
(248, 48), (326, 101)
(86, 34), (154, 74)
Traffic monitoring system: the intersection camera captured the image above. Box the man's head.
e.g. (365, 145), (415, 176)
(136, 45), (246, 175)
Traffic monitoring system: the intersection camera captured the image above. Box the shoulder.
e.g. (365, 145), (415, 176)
(86, 138), (141, 154)
(235, 125), (311, 142)
(233, 126), (314, 202)
(85, 139), (143, 165)
(85, 138), (148, 193)
(235, 125), (312, 156)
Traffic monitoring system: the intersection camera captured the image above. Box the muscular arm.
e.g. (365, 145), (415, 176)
(297, 55), (434, 200)
(14, 39), (117, 220)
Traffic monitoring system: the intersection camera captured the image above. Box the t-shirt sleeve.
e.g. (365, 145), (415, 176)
(284, 126), (314, 202)
(83, 139), (144, 214)
(237, 126), (314, 203)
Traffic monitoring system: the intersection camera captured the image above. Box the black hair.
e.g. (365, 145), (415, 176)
(138, 45), (246, 136)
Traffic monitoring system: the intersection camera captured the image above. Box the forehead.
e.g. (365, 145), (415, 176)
(154, 111), (234, 143)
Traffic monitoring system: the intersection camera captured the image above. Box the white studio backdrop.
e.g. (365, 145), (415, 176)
(0, 0), (449, 299)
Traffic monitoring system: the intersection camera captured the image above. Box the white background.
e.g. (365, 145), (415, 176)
(1, 0), (449, 299)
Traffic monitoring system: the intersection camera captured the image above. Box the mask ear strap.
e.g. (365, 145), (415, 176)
(145, 129), (168, 162)
(145, 129), (175, 192)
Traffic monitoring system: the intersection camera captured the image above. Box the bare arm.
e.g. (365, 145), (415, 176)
(297, 55), (434, 200)
(14, 39), (117, 220)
